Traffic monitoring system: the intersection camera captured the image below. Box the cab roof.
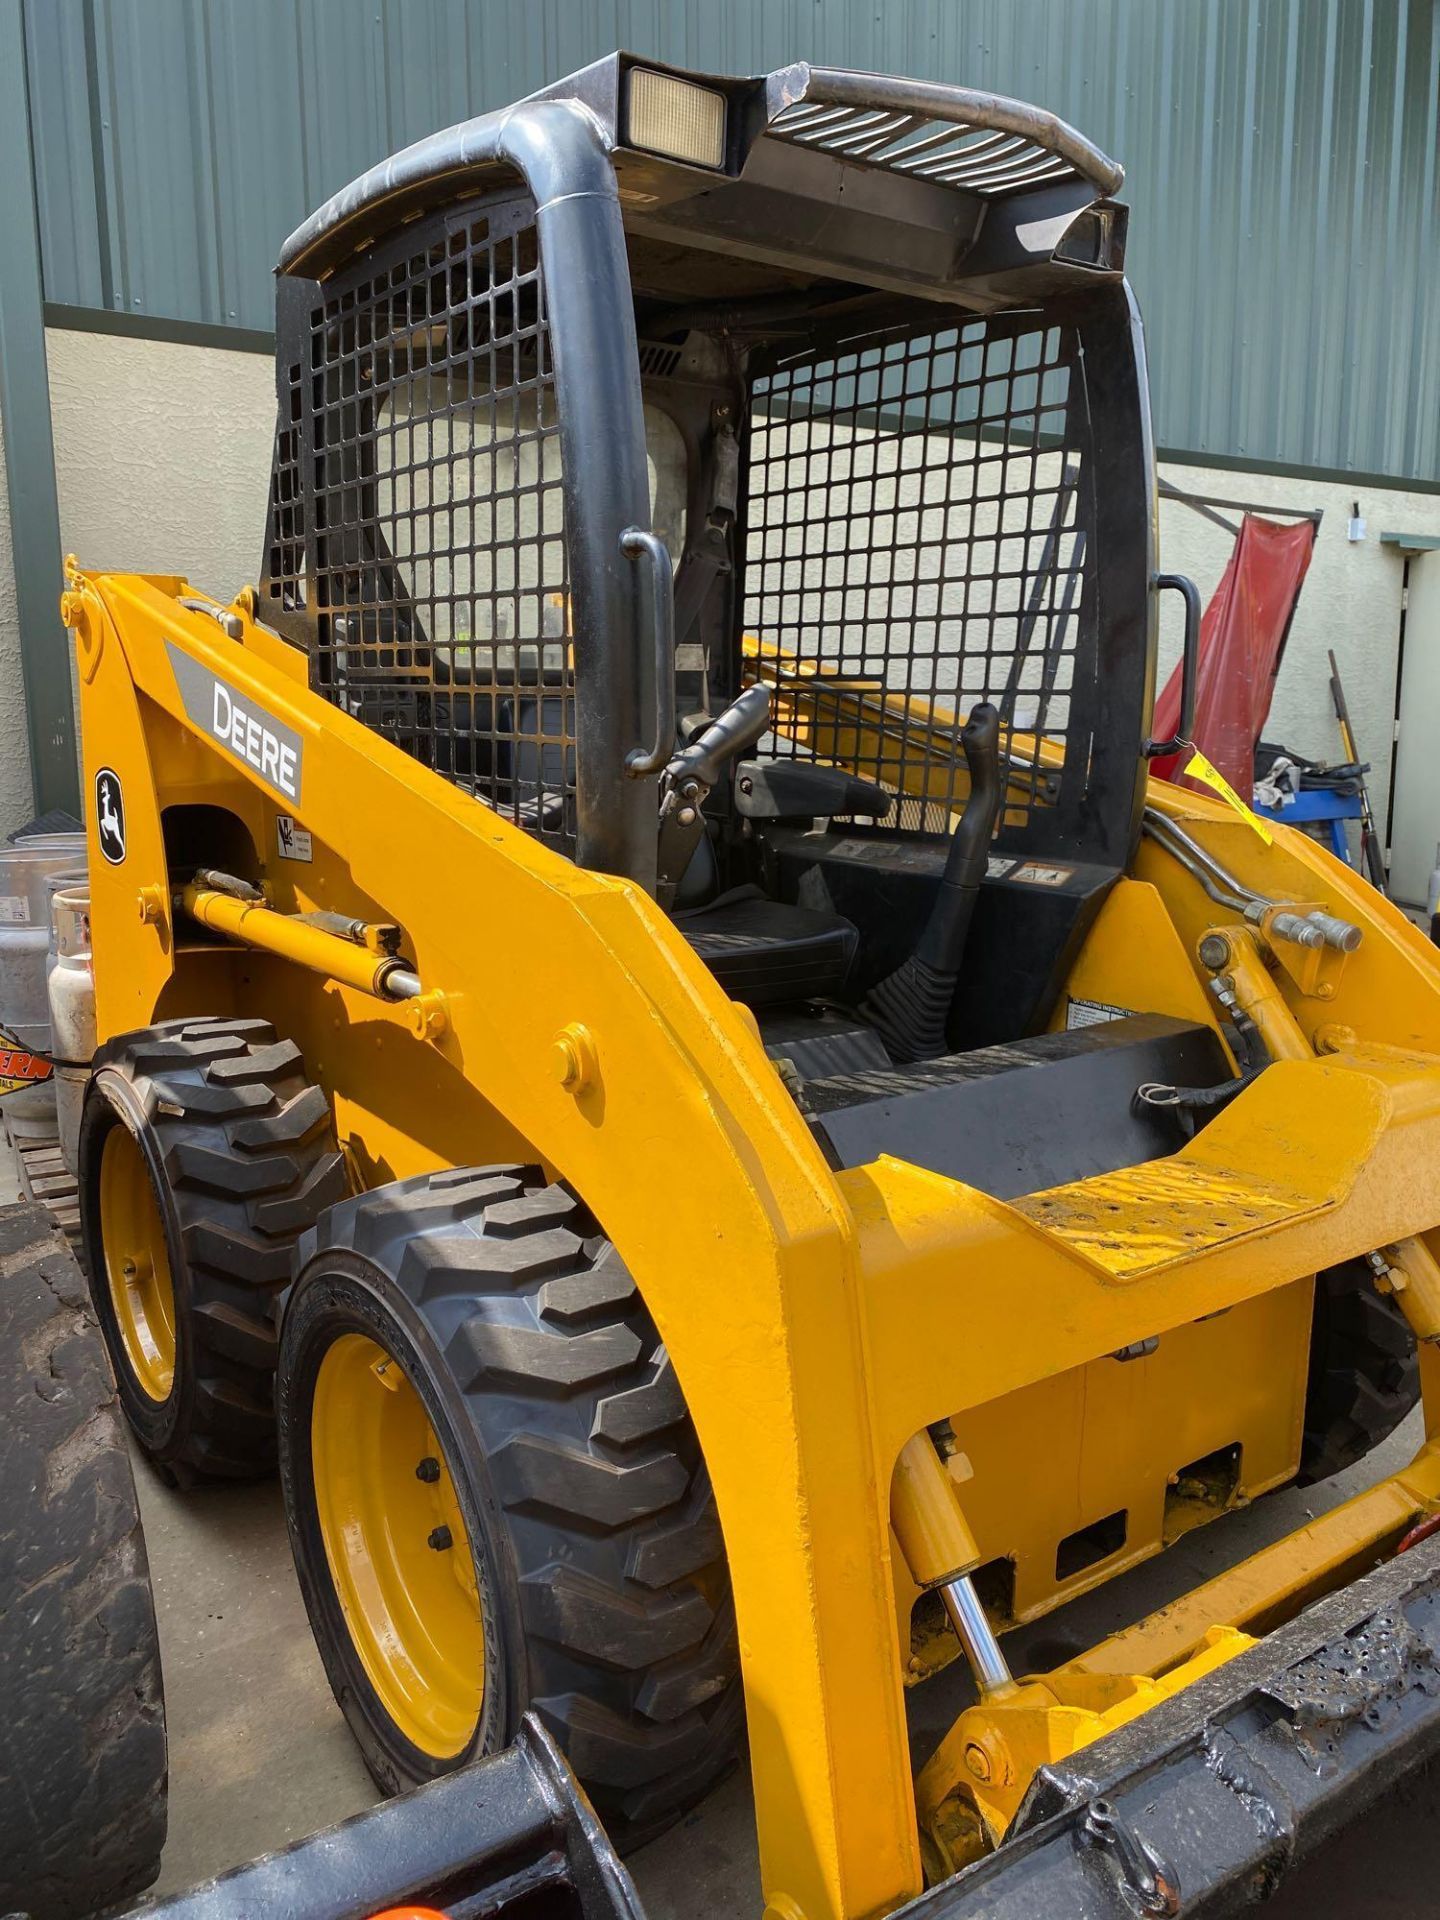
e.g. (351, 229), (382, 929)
(279, 54), (1126, 316)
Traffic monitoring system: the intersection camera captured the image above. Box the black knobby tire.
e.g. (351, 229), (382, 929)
(0, 1202), (167, 1918)
(1299, 1257), (1419, 1484)
(79, 1015), (348, 1483)
(278, 1166), (742, 1845)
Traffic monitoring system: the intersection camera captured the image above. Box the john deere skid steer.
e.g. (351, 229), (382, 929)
(53, 52), (1440, 1920)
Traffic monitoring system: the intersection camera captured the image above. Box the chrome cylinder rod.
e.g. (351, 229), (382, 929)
(940, 1574), (1012, 1695)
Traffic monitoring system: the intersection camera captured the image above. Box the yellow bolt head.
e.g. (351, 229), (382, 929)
(136, 885), (167, 925)
(962, 1727), (1013, 1786)
(551, 1022), (598, 1094)
(407, 990), (449, 1042)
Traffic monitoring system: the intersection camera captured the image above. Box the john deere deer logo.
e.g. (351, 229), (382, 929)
(96, 768), (126, 864)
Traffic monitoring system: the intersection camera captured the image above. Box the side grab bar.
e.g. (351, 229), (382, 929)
(621, 527), (676, 777)
(1143, 572), (1202, 759)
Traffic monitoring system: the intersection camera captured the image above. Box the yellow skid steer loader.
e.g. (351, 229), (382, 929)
(51, 52), (1440, 1920)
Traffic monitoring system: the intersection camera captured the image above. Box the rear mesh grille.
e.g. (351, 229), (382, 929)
(296, 187), (575, 849)
(744, 313), (1094, 842)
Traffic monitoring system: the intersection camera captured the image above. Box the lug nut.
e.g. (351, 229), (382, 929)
(415, 1456), (440, 1483)
(427, 1525), (453, 1551)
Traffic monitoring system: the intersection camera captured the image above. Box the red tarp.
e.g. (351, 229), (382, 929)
(1151, 514), (1317, 801)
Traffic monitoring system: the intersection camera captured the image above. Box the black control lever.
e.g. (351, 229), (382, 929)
(860, 703), (1003, 1063)
(656, 686), (773, 895)
(668, 685), (772, 790)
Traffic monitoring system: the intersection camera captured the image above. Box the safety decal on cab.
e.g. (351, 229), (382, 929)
(0, 1028), (53, 1098)
(96, 767), (126, 865)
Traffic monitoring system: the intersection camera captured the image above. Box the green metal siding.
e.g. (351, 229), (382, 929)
(23, 0), (1440, 483)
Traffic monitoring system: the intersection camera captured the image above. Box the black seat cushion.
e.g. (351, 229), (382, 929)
(675, 890), (859, 1009)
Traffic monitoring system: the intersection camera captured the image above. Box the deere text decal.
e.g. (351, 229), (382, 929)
(166, 641), (304, 803)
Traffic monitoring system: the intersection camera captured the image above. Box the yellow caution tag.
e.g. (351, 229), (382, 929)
(1182, 750), (1274, 844)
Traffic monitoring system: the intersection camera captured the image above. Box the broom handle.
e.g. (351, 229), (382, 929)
(1328, 649), (1387, 893)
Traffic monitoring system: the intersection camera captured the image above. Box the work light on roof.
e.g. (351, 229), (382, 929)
(626, 67), (726, 169)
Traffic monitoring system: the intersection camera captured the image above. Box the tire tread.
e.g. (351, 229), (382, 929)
(1300, 1258), (1419, 1484)
(295, 1167), (740, 1840)
(82, 1016), (345, 1480)
(0, 1203), (166, 1918)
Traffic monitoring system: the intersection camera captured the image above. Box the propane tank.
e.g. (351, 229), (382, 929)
(0, 835), (85, 1142)
(47, 886), (94, 1174)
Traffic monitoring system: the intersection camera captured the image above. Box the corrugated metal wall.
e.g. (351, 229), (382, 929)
(24, 0), (1440, 483)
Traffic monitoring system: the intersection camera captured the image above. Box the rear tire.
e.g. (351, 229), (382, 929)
(79, 1015), (348, 1483)
(0, 1202), (166, 1918)
(1300, 1258), (1419, 1485)
(278, 1166), (742, 1847)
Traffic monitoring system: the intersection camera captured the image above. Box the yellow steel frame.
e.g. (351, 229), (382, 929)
(67, 567), (1440, 1920)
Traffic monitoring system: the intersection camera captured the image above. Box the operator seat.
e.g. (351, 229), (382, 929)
(675, 887), (860, 1010)
(658, 709), (867, 1011)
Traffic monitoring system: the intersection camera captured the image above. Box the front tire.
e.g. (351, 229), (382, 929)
(79, 1016), (348, 1483)
(278, 1166), (742, 1846)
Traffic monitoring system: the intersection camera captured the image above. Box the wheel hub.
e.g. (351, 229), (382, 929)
(99, 1125), (176, 1402)
(311, 1332), (485, 1758)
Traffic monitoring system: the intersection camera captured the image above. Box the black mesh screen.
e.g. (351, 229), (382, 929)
(265, 358), (305, 615)
(295, 188), (574, 849)
(744, 313), (1094, 842)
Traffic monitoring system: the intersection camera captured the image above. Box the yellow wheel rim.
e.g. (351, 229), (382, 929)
(312, 1333), (486, 1759)
(99, 1124), (176, 1402)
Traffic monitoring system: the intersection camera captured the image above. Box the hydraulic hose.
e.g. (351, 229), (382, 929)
(1140, 811), (1262, 914)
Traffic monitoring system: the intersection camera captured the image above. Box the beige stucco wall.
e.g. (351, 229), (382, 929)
(0, 328), (275, 841)
(47, 328), (275, 595)
(0, 403), (33, 840)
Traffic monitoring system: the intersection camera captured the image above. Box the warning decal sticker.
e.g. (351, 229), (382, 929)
(276, 815), (313, 862)
(1066, 996), (1135, 1030)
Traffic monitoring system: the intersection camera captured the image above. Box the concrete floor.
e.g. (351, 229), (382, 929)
(129, 1412), (1440, 1918)
(4, 1130), (1437, 1916)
